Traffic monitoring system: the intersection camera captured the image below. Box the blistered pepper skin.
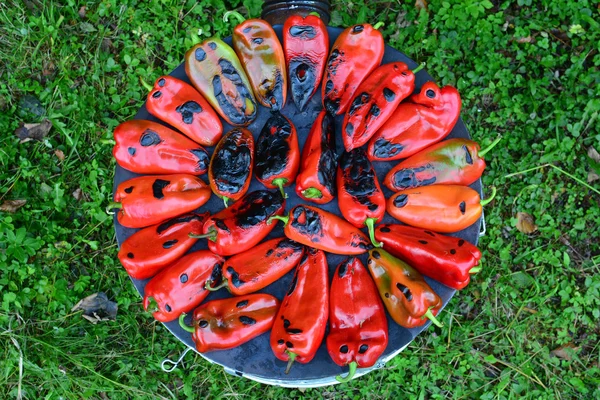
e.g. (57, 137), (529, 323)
(185, 37), (257, 126)
(145, 76), (223, 146)
(113, 120), (209, 175)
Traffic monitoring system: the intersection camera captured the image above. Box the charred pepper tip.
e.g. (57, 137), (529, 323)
(284, 350), (297, 374)
(364, 218), (383, 248)
(422, 307), (444, 328)
(335, 361), (358, 383)
(179, 313), (195, 333)
(480, 186), (497, 207)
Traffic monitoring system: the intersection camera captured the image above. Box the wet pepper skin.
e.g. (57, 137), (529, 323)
(295, 111), (337, 204)
(201, 190), (285, 256)
(283, 14), (329, 111)
(327, 258), (388, 381)
(271, 204), (372, 255)
(142, 250), (224, 322)
(118, 212), (209, 280)
(113, 120), (209, 175)
(145, 76), (223, 146)
(181, 294), (280, 352)
(209, 128), (254, 203)
(384, 138), (483, 192)
(231, 19), (287, 111)
(322, 24), (384, 115)
(255, 113), (300, 194)
(368, 82), (461, 161)
(375, 224), (481, 290)
(342, 62), (416, 151)
(387, 185), (483, 233)
(270, 248), (329, 373)
(112, 174), (211, 228)
(216, 238), (305, 295)
(185, 37), (257, 126)
(367, 249), (442, 328)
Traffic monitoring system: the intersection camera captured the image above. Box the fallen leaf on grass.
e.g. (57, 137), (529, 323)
(415, 0), (428, 11)
(72, 188), (83, 201)
(587, 147), (600, 183)
(550, 343), (579, 361)
(15, 119), (52, 143)
(0, 200), (27, 213)
(78, 6), (86, 18)
(515, 36), (535, 43)
(516, 212), (537, 234)
(54, 149), (65, 161)
(71, 292), (118, 324)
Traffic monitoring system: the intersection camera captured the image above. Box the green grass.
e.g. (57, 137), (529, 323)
(1, 0), (599, 398)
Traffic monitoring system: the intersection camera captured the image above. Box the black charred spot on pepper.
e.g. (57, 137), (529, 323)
(291, 206), (324, 238)
(213, 60), (257, 125)
(396, 283), (413, 301)
(287, 328), (302, 334)
(340, 345), (349, 353)
(289, 58), (316, 111)
(140, 130), (161, 147)
(127, 147), (136, 156)
(277, 239), (304, 252)
(234, 190), (284, 229)
(372, 138), (404, 159)
(317, 113), (337, 196)
(199, 320), (208, 328)
(359, 344), (369, 354)
(283, 319), (290, 329)
(401, 71), (408, 76)
(214, 219), (230, 232)
(124, 186), (134, 194)
(426, 89), (436, 98)
(348, 92), (370, 116)
(176, 101), (203, 125)
(289, 25), (317, 38)
(243, 26), (251, 33)
(346, 122), (354, 136)
(287, 272), (299, 296)
(392, 166), (436, 190)
(450, 249), (457, 255)
(266, 249), (274, 257)
(239, 316), (256, 325)
(255, 113), (292, 180)
(252, 37), (263, 45)
(286, 341), (294, 348)
(383, 88), (396, 102)
(424, 231), (435, 236)
(458, 239), (465, 247)
(385, 292), (390, 298)
(380, 227), (391, 233)
(338, 258), (351, 277)
(227, 266), (243, 288)
(325, 79), (334, 94)
(211, 129), (253, 194)
(189, 148), (209, 171)
(340, 149), (380, 210)
(162, 239), (178, 249)
(369, 104), (381, 117)
(207, 42), (217, 50)
(372, 251), (381, 259)
(210, 263), (223, 286)
(459, 201), (466, 215)
(126, 252), (134, 259)
(393, 194), (408, 208)
(180, 273), (188, 283)
(195, 48), (206, 61)
(165, 304), (172, 312)
(157, 214), (204, 234)
(278, 339), (284, 345)
(152, 179), (170, 200)
(463, 145), (473, 165)
(236, 300), (249, 308)
(352, 25), (364, 33)
(157, 78), (166, 87)
(418, 240), (428, 245)
(264, 69), (285, 111)
(152, 91), (162, 98)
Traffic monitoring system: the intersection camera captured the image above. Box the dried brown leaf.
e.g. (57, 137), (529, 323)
(78, 6), (87, 18)
(589, 171), (599, 183)
(54, 149), (65, 161)
(72, 292), (117, 324)
(588, 146), (600, 163)
(516, 36), (535, 43)
(0, 199), (27, 213)
(15, 119), (52, 142)
(550, 343), (579, 361)
(516, 212), (537, 234)
(72, 188), (83, 201)
(415, 0), (428, 11)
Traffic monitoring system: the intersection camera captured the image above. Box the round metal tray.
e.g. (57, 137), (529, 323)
(113, 25), (482, 387)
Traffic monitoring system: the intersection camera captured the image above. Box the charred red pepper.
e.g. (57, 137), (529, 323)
(384, 137), (501, 191)
(208, 128), (254, 205)
(226, 11), (287, 111)
(283, 14), (329, 111)
(185, 37), (257, 126)
(141, 76), (223, 146)
(270, 248), (329, 374)
(192, 190), (285, 256)
(109, 174), (212, 228)
(295, 111), (337, 204)
(269, 204), (372, 255)
(336, 148), (385, 247)
(387, 185), (496, 233)
(368, 81), (461, 161)
(143, 250), (224, 322)
(113, 120), (209, 175)
(206, 238), (305, 295)
(322, 23), (385, 115)
(375, 224), (482, 290)
(327, 257), (388, 383)
(255, 112), (300, 196)
(367, 249), (443, 328)
(342, 62), (420, 151)
(180, 293), (280, 352)
(118, 212), (209, 280)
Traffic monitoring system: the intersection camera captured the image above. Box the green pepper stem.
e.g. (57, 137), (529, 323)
(335, 361), (358, 383)
(268, 214), (289, 226)
(411, 62), (426, 74)
(223, 10), (246, 24)
(179, 314), (195, 333)
(188, 227), (217, 242)
(204, 279), (229, 292)
(222, 196), (230, 207)
(469, 267), (482, 274)
(272, 178), (288, 198)
(144, 296), (159, 313)
(105, 202), (122, 214)
(423, 308), (444, 327)
(284, 350), (297, 374)
(373, 22), (385, 30)
(308, 12), (321, 17)
(480, 186), (497, 207)
(301, 187), (323, 199)
(478, 136), (502, 158)
(139, 77), (153, 92)
(365, 218), (383, 247)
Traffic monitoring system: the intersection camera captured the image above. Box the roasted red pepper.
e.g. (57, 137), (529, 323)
(270, 248), (329, 374)
(113, 120), (209, 175)
(322, 23), (385, 115)
(283, 14), (329, 111)
(384, 137), (501, 191)
(185, 37), (257, 126)
(143, 250), (224, 322)
(387, 185), (496, 233)
(255, 112), (300, 196)
(327, 257), (388, 383)
(375, 224), (482, 290)
(295, 111), (337, 204)
(208, 128), (254, 205)
(368, 81), (461, 161)
(192, 190), (285, 256)
(336, 148), (386, 247)
(109, 174), (212, 228)
(367, 249), (443, 328)
(269, 204), (372, 255)
(226, 11), (287, 111)
(118, 212), (209, 280)
(342, 62), (420, 151)
(141, 76), (223, 146)
(206, 238), (305, 295)
(180, 293), (280, 352)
